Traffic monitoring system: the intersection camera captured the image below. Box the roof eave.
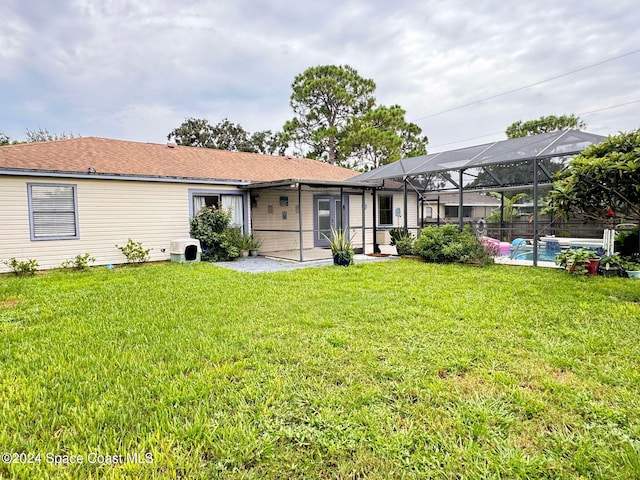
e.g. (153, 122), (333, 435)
(0, 168), (251, 186)
(244, 178), (383, 190)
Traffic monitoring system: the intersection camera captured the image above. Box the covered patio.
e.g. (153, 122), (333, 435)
(350, 129), (607, 265)
(244, 178), (384, 262)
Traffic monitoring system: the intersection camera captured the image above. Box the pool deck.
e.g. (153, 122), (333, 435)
(494, 256), (559, 268)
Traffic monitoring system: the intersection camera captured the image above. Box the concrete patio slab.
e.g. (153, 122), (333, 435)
(211, 253), (398, 273)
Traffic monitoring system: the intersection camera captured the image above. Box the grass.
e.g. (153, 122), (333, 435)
(0, 260), (639, 479)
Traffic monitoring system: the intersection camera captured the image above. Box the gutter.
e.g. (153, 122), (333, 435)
(0, 169), (250, 186)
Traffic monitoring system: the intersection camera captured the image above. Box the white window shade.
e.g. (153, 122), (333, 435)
(29, 184), (79, 240)
(221, 195), (244, 231)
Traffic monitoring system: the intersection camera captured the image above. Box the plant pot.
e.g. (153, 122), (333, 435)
(333, 252), (353, 267)
(598, 265), (622, 277)
(586, 258), (600, 276)
(249, 250), (259, 257)
(626, 270), (640, 279)
(239, 249), (249, 258)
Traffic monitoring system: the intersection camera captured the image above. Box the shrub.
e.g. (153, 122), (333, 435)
(61, 253), (95, 270)
(116, 239), (151, 264)
(389, 227), (412, 246)
(616, 225), (639, 257)
(2, 257), (38, 275)
(189, 207), (239, 262)
(414, 225), (493, 265)
(395, 237), (415, 256)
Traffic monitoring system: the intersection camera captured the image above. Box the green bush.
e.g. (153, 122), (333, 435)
(389, 227), (412, 246)
(2, 257), (38, 275)
(395, 237), (415, 256)
(616, 225), (639, 257)
(61, 253), (95, 270)
(414, 225), (493, 265)
(116, 239), (151, 264)
(189, 207), (240, 262)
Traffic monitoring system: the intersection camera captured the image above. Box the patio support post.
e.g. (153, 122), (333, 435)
(500, 192), (505, 241)
(298, 182), (304, 262)
(372, 189), (378, 253)
(533, 160), (539, 267)
(340, 186), (344, 230)
(458, 169), (464, 231)
(403, 176), (408, 232)
(437, 195), (441, 227)
(361, 187), (366, 254)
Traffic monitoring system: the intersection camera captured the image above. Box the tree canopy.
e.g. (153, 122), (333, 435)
(1, 129), (77, 145)
(546, 129), (640, 222)
(25, 128), (77, 142)
(341, 105), (427, 170)
(283, 65), (376, 165)
(283, 65), (427, 168)
(506, 114), (586, 138)
(167, 118), (287, 155)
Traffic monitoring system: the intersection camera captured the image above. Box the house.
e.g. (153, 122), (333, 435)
(421, 192), (500, 225)
(0, 137), (422, 271)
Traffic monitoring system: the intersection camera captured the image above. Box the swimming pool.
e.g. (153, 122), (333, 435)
(510, 249), (558, 262)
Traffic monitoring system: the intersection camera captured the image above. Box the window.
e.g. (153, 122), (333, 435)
(423, 206), (433, 218)
(190, 190), (245, 232)
(379, 194), (393, 225)
(28, 183), (79, 240)
(445, 206), (473, 218)
(192, 195), (219, 214)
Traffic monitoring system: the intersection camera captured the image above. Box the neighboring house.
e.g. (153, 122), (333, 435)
(0, 137), (421, 271)
(421, 192), (500, 224)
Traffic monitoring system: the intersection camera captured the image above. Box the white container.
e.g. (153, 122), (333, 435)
(626, 270), (640, 280)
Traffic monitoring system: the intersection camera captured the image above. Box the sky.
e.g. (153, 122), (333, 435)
(1, 0), (639, 153)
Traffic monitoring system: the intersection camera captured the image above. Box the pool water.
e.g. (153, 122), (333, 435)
(510, 248), (559, 262)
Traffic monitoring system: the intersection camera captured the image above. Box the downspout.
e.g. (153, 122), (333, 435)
(298, 182), (304, 262)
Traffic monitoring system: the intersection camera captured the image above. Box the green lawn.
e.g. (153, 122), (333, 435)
(1, 260), (639, 479)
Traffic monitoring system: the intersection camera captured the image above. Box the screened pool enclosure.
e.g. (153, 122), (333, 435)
(351, 129), (607, 265)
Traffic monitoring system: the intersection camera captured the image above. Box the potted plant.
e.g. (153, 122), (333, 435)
(598, 254), (625, 277)
(555, 247), (600, 275)
(622, 257), (640, 279)
(238, 233), (253, 257)
(322, 227), (354, 267)
(249, 234), (261, 257)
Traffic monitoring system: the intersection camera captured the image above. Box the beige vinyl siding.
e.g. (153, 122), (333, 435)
(250, 188), (308, 252)
(251, 187), (372, 253)
(0, 176), (241, 272)
(377, 191), (419, 230)
(347, 192), (372, 249)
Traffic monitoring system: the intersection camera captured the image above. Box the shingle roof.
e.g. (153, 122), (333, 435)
(0, 137), (357, 183)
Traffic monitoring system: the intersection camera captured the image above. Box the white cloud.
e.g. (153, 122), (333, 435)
(0, 0), (638, 148)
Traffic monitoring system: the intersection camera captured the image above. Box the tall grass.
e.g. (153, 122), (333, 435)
(1, 261), (639, 478)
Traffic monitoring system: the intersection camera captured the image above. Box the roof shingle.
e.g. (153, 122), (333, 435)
(0, 137), (357, 183)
